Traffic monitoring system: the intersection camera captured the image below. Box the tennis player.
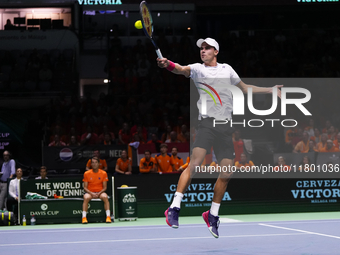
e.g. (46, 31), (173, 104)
(157, 37), (282, 238)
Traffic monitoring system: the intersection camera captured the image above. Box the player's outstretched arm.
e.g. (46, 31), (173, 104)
(157, 58), (191, 78)
(236, 81), (283, 99)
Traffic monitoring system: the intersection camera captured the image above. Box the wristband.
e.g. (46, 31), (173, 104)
(166, 61), (175, 71)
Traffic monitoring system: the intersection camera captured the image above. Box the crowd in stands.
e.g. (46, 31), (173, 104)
(215, 26), (340, 78)
(0, 48), (76, 93)
(2, 24), (333, 176)
(41, 26), (340, 174)
(284, 119), (340, 153)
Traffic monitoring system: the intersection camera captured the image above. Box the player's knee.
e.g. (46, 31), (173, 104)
(100, 193), (108, 200)
(189, 160), (201, 172)
(219, 172), (233, 181)
(84, 194), (92, 201)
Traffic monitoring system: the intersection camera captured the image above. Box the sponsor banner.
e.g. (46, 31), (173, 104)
(20, 178), (112, 199)
(20, 199), (107, 224)
(43, 145), (127, 170)
(291, 179), (340, 204)
(114, 175), (340, 209)
(78, 0), (122, 5)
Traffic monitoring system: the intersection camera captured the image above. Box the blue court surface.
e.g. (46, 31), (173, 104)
(1, 212), (339, 255)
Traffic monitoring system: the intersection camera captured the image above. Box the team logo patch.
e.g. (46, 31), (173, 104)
(59, 148), (73, 162)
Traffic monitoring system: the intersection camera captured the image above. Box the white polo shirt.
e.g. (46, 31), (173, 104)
(189, 63), (241, 120)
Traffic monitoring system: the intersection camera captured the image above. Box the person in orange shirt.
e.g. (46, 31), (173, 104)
(317, 133), (328, 151)
(161, 125), (172, 143)
(177, 125), (188, 143)
(319, 140), (340, 153)
(299, 156), (311, 171)
(147, 133), (162, 144)
(285, 126), (297, 144)
(333, 133), (340, 149)
(274, 156), (291, 172)
(327, 126), (337, 140)
(308, 140), (318, 152)
(178, 156), (190, 171)
(80, 126), (98, 145)
(139, 150), (157, 174)
(86, 149), (108, 171)
(310, 128), (321, 144)
(234, 153), (255, 168)
(322, 120), (332, 134)
(102, 133), (113, 145)
(98, 125), (115, 144)
(165, 131), (182, 143)
(155, 144), (172, 173)
(293, 131), (310, 153)
(82, 157), (111, 224)
(131, 133), (145, 144)
(304, 118), (315, 137)
(233, 130), (244, 163)
(48, 134), (66, 147)
(170, 147), (184, 171)
(118, 123), (131, 145)
(115, 150), (132, 175)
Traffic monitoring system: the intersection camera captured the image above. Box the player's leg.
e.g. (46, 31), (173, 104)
(99, 192), (111, 223)
(176, 147), (206, 193)
(82, 193), (93, 223)
(212, 159), (233, 204)
(165, 147), (207, 229)
(202, 158), (233, 238)
(202, 124), (234, 238)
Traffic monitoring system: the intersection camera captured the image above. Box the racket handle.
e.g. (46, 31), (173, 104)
(156, 49), (163, 59)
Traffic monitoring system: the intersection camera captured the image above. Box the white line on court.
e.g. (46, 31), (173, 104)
(0, 225), (207, 234)
(1, 219), (340, 234)
(259, 223), (340, 240)
(255, 219), (340, 226)
(0, 233), (307, 247)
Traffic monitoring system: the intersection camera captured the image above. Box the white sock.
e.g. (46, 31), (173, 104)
(170, 192), (184, 209)
(106, 210), (110, 217)
(210, 202), (220, 217)
(82, 211), (87, 218)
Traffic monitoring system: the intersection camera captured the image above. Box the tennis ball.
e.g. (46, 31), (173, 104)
(121, 185), (129, 188)
(135, 20), (143, 30)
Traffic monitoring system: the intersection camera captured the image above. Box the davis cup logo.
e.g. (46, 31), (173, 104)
(41, 204), (48, 210)
(59, 148), (73, 162)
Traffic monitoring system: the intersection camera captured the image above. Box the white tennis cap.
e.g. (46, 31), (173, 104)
(196, 38), (219, 51)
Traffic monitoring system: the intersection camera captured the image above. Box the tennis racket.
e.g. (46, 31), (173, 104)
(139, 1), (163, 59)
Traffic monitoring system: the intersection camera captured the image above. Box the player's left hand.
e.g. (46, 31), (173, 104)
(272, 85), (283, 99)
